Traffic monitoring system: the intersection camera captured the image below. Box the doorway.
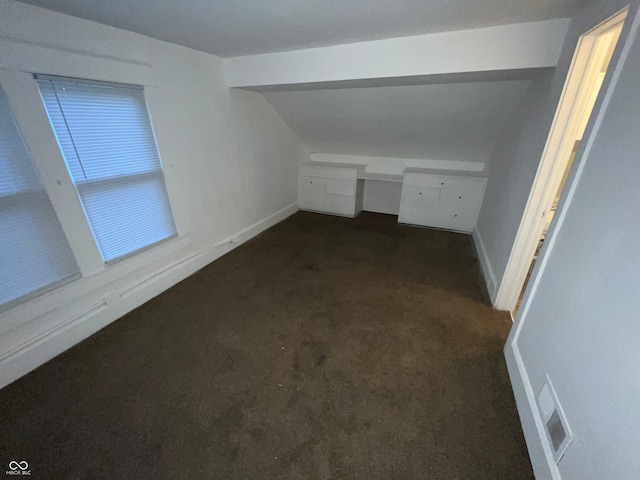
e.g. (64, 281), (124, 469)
(493, 8), (628, 313)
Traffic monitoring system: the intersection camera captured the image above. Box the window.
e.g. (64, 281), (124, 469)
(37, 76), (177, 263)
(0, 86), (79, 310)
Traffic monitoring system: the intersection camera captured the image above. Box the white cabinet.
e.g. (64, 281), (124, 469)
(398, 168), (487, 233)
(298, 162), (364, 217)
(298, 162), (485, 229)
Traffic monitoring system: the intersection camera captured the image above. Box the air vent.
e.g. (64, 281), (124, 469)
(546, 410), (567, 451)
(537, 376), (572, 463)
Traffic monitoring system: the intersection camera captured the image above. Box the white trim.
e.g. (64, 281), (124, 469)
(0, 69), (105, 276)
(472, 227), (496, 299)
(505, 342), (561, 480)
(542, 373), (574, 464)
(0, 233), (192, 337)
(493, 9), (628, 311)
(0, 202), (298, 389)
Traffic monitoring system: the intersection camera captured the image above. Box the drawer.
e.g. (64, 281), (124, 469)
(298, 176), (325, 193)
(437, 208), (478, 232)
(323, 167), (357, 181)
(404, 172), (487, 191)
(440, 188), (483, 210)
(443, 176), (486, 193)
(299, 189), (325, 212)
(401, 185), (440, 206)
(298, 164), (357, 180)
(325, 178), (355, 197)
(403, 173), (447, 188)
(398, 203), (439, 226)
(325, 194), (355, 216)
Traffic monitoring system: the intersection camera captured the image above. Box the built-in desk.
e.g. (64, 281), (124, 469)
(298, 162), (487, 232)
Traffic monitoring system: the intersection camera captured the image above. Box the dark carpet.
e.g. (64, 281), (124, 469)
(0, 212), (533, 479)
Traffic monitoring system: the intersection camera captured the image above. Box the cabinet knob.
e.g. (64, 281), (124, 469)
(458, 196), (462, 199)
(419, 192), (422, 195)
(454, 214), (458, 217)
(441, 182), (445, 185)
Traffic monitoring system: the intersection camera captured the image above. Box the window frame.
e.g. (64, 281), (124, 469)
(0, 83), (82, 312)
(35, 74), (179, 266)
(0, 43), (192, 335)
(0, 68), (188, 324)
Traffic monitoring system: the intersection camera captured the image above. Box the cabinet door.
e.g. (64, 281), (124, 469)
(298, 176), (325, 212)
(325, 194), (355, 216)
(440, 188), (483, 211)
(437, 207), (478, 232)
(298, 176), (325, 192)
(398, 203), (439, 226)
(325, 178), (355, 196)
(299, 189), (325, 212)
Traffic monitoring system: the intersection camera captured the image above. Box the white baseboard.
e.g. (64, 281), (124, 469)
(472, 226), (497, 301)
(505, 342), (561, 480)
(0, 202), (298, 389)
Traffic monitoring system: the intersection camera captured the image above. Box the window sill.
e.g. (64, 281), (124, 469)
(0, 233), (192, 335)
(104, 233), (180, 267)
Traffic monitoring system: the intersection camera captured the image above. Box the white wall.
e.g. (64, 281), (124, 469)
(504, 0), (640, 478)
(475, 70), (556, 295)
(0, 0), (308, 388)
(264, 76), (528, 216)
(229, 88), (310, 225)
(264, 81), (530, 165)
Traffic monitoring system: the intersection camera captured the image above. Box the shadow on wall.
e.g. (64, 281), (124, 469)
(474, 69), (557, 295)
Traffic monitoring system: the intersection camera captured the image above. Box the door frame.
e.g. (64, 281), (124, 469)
(493, 8), (629, 311)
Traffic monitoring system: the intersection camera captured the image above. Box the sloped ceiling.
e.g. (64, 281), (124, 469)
(17, 0), (584, 57)
(262, 80), (532, 164)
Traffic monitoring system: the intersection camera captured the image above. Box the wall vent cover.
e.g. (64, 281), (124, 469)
(546, 409), (567, 451)
(537, 375), (573, 463)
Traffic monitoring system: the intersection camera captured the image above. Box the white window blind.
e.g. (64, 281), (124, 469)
(37, 76), (177, 263)
(0, 85), (79, 310)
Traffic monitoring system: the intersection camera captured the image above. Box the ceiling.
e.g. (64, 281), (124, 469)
(17, 0), (584, 57)
(263, 80), (531, 163)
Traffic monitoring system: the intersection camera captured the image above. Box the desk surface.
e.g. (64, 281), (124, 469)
(299, 161), (366, 171)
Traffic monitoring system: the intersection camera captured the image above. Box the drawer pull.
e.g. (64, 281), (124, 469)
(441, 182), (445, 185)
(419, 192), (422, 195)
(458, 196), (462, 199)
(454, 214), (458, 217)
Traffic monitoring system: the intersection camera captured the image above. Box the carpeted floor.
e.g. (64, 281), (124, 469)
(0, 212), (533, 479)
